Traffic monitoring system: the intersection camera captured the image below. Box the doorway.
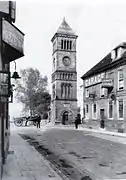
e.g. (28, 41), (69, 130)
(100, 109), (105, 128)
(62, 111), (69, 125)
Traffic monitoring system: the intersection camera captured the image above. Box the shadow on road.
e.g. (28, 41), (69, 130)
(19, 133), (93, 180)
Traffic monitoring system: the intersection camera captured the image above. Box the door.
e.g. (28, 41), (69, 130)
(100, 109), (105, 128)
(62, 111), (68, 125)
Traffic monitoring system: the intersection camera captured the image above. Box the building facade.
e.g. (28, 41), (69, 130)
(0, 2), (24, 178)
(51, 18), (78, 124)
(81, 42), (126, 133)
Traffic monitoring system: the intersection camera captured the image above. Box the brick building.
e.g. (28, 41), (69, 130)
(51, 18), (78, 124)
(81, 42), (126, 133)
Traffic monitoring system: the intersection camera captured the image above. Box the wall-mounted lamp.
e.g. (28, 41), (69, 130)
(11, 61), (21, 80)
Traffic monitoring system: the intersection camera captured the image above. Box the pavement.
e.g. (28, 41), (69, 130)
(2, 121), (126, 180)
(55, 124), (126, 138)
(2, 121), (62, 180)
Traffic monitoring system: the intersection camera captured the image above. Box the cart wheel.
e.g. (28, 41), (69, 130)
(14, 119), (23, 127)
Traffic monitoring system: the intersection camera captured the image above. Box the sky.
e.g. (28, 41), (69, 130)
(9, 0), (126, 118)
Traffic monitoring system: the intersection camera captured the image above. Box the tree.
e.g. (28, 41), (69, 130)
(14, 68), (51, 116)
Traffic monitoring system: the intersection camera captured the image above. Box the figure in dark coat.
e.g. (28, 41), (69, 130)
(36, 115), (41, 128)
(75, 114), (81, 129)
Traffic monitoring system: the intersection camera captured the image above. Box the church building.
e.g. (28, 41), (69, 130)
(51, 18), (78, 124)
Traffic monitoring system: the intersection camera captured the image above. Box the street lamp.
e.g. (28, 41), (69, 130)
(11, 61), (21, 79)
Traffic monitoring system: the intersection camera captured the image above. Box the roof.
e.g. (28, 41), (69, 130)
(56, 18), (75, 35)
(81, 43), (126, 80)
(114, 42), (126, 49)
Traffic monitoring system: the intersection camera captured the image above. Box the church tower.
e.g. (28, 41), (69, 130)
(51, 18), (78, 124)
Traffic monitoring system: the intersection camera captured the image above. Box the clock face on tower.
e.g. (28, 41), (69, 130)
(62, 56), (71, 66)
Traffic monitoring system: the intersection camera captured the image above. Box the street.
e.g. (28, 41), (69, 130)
(18, 125), (126, 180)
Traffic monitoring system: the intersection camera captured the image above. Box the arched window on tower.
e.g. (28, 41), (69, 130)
(67, 40), (69, 50)
(52, 84), (55, 99)
(70, 41), (72, 50)
(63, 73), (64, 79)
(61, 83), (63, 98)
(61, 39), (63, 49)
(64, 40), (66, 49)
(53, 58), (55, 70)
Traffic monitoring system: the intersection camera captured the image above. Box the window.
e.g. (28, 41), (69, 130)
(53, 58), (55, 68)
(111, 49), (118, 61)
(93, 104), (96, 118)
(86, 104), (88, 113)
(64, 40), (66, 49)
(118, 99), (123, 119)
(61, 40), (63, 49)
(118, 69), (124, 90)
(70, 41), (72, 50)
(61, 83), (72, 99)
(85, 89), (89, 97)
(100, 86), (105, 97)
(67, 40), (69, 50)
(117, 47), (122, 59)
(94, 104), (96, 113)
(109, 100), (113, 119)
(111, 50), (116, 60)
(52, 84), (55, 99)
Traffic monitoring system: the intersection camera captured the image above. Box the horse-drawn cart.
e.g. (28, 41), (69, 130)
(13, 115), (41, 127)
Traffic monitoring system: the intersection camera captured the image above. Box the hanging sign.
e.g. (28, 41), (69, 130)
(2, 19), (24, 53)
(0, 71), (10, 97)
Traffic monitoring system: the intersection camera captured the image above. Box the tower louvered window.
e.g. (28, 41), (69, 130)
(61, 39), (72, 50)
(61, 83), (72, 99)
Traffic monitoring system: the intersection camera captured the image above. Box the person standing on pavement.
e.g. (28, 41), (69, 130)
(36, 115), (41, 128)
(75, 114), (81, 129)
(75, 117), (78, 129)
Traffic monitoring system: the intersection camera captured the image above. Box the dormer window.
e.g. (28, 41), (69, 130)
(111, 45), (126, 61)
(111, 49), (118, 60)
(117, 47), (122, 59)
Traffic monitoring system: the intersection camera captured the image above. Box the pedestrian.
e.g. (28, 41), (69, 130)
(75, 114), (81, 129)
(75, 117), (78, 129)
(36, 115), (41, 128)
